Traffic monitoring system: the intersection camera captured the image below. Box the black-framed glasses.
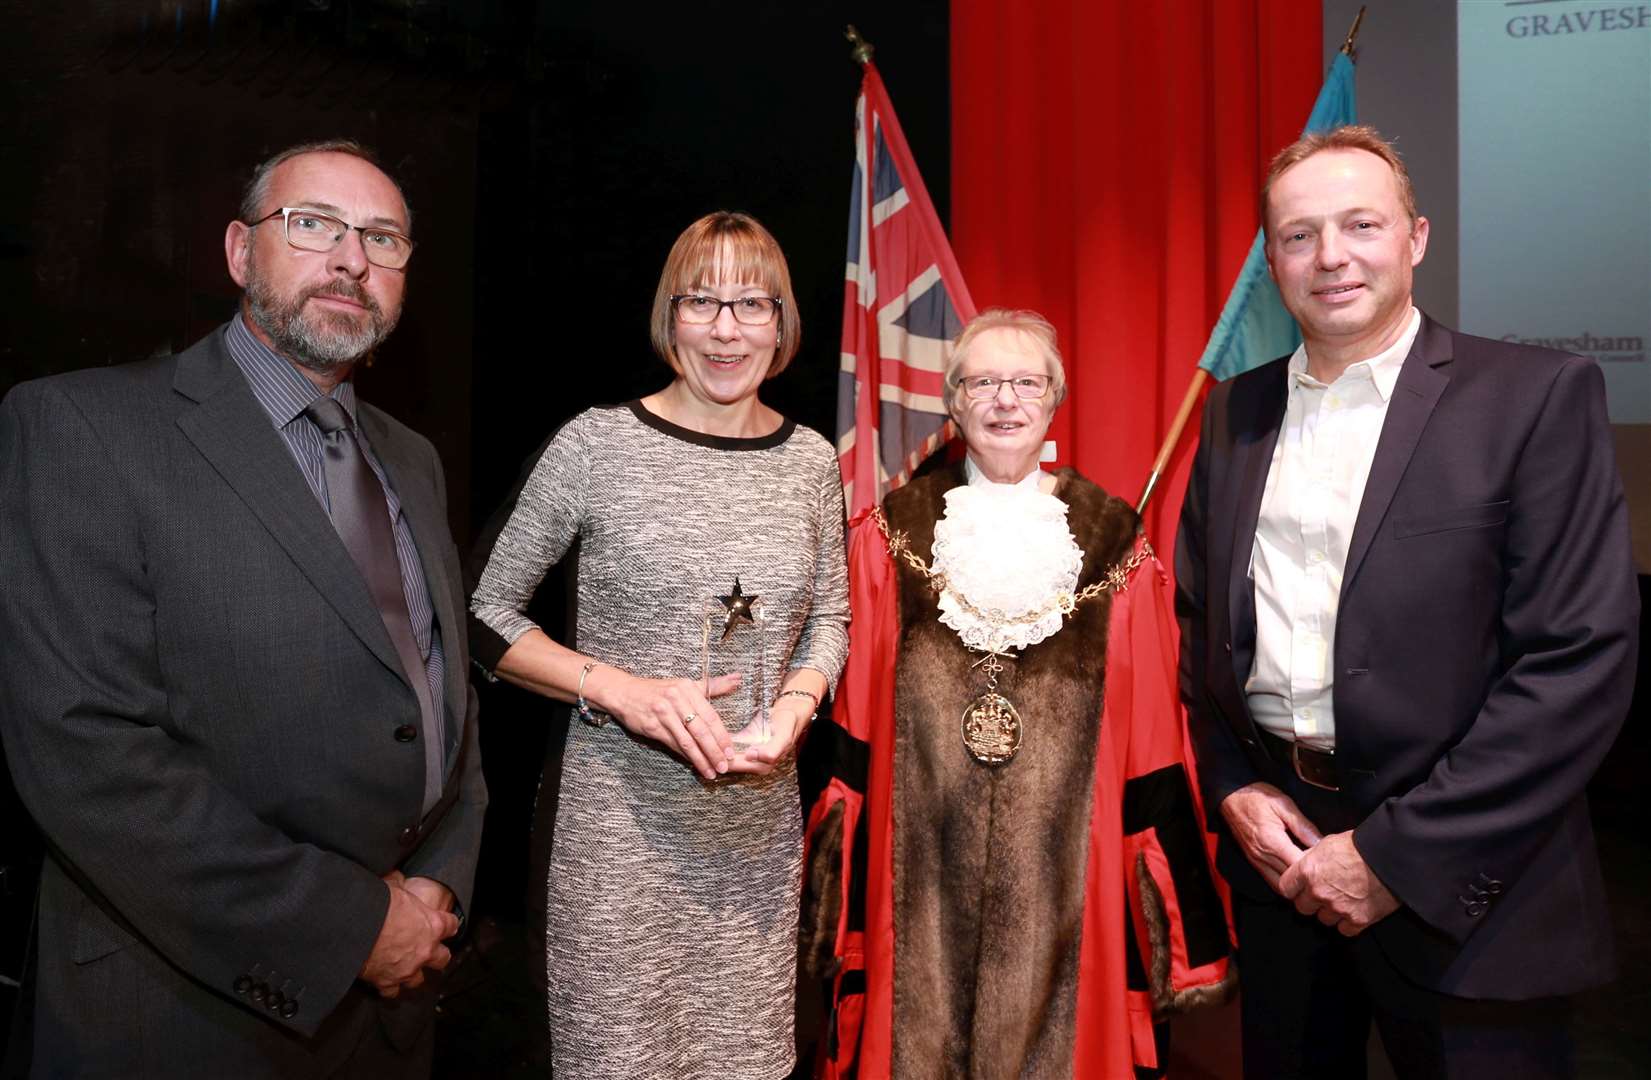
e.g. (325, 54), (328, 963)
(246, 207), (415, 270)
(955, 374), (1052, 400)
(670, 294), (782, 326)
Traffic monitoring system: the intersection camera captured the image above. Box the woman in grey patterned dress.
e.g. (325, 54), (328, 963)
(470, 212), (849, 1079)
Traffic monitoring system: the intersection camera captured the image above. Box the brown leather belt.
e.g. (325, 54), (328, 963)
(1257, 727), (1339, 792)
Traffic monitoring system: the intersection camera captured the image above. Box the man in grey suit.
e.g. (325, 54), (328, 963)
(0, 140), (486, 1076)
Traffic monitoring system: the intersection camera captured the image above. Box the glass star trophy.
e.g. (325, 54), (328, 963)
(700, 576), (772, 752)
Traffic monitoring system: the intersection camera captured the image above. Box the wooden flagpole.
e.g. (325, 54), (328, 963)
(1135, 5), (1366, 515)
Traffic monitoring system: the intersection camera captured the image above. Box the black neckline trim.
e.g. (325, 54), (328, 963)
(625, 399), (795, 450)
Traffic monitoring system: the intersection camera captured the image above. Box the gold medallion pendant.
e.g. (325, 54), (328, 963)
(960, 690), (1022, 765)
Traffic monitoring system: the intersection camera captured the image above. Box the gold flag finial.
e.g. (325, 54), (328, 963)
(1340, 5), (1367, 57)
(846, 24), (875, 66)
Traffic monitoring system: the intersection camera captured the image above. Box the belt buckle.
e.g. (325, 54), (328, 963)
(1291, 742), (1339, 792)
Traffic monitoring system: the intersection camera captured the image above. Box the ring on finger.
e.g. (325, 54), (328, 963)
(683, 713), (697, 726)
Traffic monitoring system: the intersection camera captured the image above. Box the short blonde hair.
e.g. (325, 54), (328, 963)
(1262, 124), (1418, 236)
(648, 212), (801, 376)
(944, 308), (1068, 414)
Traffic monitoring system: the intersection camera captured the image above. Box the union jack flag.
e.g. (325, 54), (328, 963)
(837, 62), (976, 517)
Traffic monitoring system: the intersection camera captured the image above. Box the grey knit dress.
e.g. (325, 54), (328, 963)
(470, 401), (850, 1079)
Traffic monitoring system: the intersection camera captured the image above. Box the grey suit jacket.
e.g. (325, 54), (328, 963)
(0, 325), (487, 1076)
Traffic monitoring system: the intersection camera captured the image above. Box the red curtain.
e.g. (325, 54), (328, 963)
(951, 0), (1324, 551)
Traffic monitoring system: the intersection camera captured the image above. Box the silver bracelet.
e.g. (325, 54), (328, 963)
(774, 688), (820, 720)
(577, 661), (607, 726)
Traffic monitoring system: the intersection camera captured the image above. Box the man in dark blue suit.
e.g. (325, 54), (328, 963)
(1176, 124), (1637, 1078)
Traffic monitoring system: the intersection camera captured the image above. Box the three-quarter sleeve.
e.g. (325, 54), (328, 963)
(789, 447), (851, 694)
(469, 411), (592, 672)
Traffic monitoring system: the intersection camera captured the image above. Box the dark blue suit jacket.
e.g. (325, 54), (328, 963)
(1175, 314), (1637, 999)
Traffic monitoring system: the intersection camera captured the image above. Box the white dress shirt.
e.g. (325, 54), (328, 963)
(1246, 308), (1422, 749)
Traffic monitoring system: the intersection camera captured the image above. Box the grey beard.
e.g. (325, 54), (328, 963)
(243, 273), (399, 376)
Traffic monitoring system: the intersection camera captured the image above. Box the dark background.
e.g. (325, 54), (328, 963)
(0, 0), (949, 1064)
(3, 2), (1647, 1076)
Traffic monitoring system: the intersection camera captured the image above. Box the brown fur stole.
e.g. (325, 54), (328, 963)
(886, 464), (1137, 1080)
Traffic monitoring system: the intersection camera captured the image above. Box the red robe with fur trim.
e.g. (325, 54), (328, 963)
(802, 468), (1233, 1079)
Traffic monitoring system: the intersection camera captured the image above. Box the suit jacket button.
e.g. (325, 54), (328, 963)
(266, 990), (285, 1011)
(399, 826), (418, 846)
(234, 975), (253, 995)
(393, 724), (418, 743)
(280, 1000), (299, 1019)
(250, 983), (267, 1003)
(1465, 900), (1486, 918)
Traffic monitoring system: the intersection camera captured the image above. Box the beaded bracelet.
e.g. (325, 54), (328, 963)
(774, 688), (820, 721)
(577, 661), (607, 727)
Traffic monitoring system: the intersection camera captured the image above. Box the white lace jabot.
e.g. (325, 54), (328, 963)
(931, 465), (1082, 653)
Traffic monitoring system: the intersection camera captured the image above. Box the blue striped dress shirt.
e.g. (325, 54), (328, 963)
(223, 316), (446, 744)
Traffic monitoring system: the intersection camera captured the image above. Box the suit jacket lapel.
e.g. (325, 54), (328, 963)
(1225, 365), (1288, 688)
(1342, 317), (1454, 596)
(360, 407), (466, 734)
(171, 331), (408, 685)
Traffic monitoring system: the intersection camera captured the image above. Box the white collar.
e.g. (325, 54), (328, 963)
(964, 455), (1046, 490)
(1289, 306), (1421, 402)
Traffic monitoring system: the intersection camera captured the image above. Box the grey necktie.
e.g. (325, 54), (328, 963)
(304, 396), (443, 812)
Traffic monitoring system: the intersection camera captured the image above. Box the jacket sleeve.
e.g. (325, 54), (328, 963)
(0, 382), (387, 1039)
(1174, 386), (1263, 808)
(1353, 358), (1638, 943)
(402, 437), (489, 917)
(402, 681), (486, 917)
(800, 507), (899, 1080)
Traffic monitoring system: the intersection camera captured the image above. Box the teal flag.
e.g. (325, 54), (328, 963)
(1198, 53), (1358, 380)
